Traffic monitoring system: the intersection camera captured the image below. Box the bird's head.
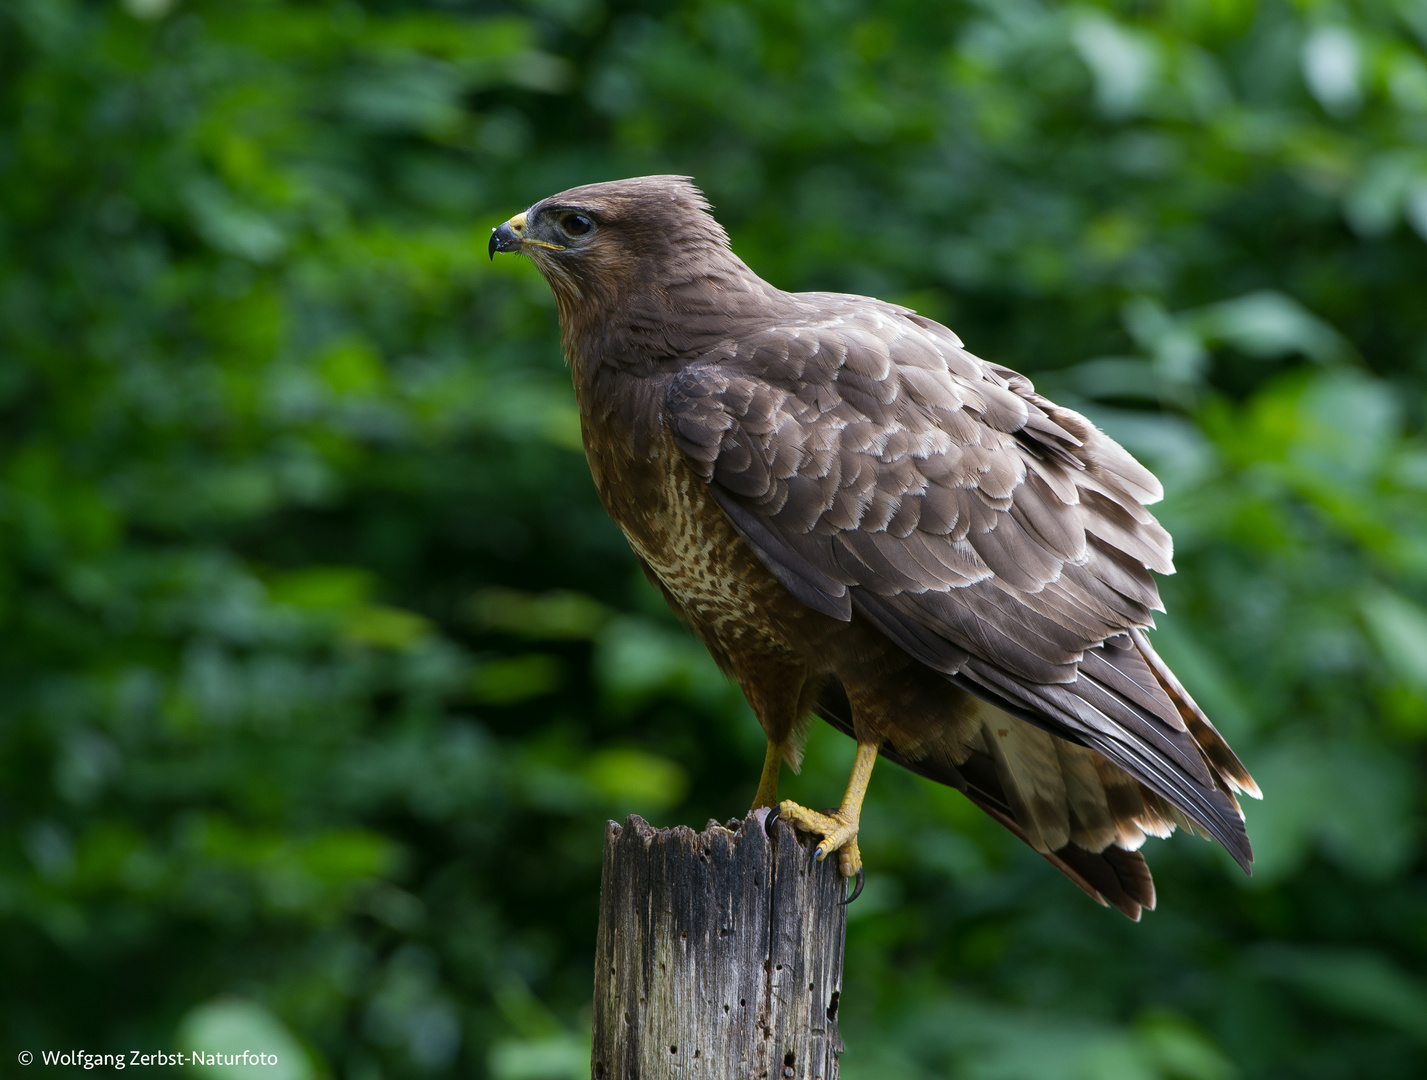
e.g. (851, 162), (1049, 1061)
(489, 176), (735, 322)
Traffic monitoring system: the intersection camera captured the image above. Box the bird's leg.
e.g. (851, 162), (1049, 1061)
(751, 738), (786, 811)
(777, 741), (878, 878)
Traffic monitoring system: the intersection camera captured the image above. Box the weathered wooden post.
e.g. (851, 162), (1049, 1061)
(592, 812), (848, 1079)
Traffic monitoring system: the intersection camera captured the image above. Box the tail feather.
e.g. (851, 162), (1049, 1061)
(813, 684), (1156, 920)
(808, 621), (1257, 920)
(929, 738), (1154, 920)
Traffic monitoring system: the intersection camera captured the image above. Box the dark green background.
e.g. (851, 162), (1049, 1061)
(4, 0), (1427, 1077)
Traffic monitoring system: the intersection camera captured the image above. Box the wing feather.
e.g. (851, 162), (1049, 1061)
(665, 296), (1256, 872)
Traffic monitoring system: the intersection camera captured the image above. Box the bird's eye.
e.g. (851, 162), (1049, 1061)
(560, 213), (593, 237)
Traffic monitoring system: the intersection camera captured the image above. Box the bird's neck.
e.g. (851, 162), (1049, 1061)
(558, 250), (779, 382)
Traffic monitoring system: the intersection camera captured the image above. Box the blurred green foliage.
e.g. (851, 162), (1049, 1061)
(3, 0), (1427, 1077)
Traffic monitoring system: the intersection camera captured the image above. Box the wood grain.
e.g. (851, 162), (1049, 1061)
(592, 812), (847, 1079)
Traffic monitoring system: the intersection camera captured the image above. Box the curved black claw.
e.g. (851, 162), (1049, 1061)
(763, 807), (781, 839)
(840, 867), (865, 906)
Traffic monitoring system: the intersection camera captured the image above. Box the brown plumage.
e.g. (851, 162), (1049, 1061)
(490, 175), (1259, 919)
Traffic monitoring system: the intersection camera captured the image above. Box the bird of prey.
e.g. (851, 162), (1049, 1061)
(490, 176), (1258, 918)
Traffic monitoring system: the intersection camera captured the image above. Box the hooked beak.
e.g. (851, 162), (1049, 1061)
(489, 211), (527, 260)
(489, 210), (567, 261)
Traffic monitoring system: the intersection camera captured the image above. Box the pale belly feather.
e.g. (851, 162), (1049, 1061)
(619, 455), (799, 656)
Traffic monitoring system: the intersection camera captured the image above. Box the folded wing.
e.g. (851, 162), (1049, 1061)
(665, 296), (1257, 870)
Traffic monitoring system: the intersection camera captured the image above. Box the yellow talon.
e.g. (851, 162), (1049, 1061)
(777, 801), (863, 876)
(775, 741), (878, 879)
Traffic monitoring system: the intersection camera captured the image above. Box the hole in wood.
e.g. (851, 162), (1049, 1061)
(826, 990), (840, 1021)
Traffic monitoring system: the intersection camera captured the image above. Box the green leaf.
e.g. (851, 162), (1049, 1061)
(1361, 588), (1427, 690)
(489, 1034), (591, 1080)
(1255, 947), (1427, 1044)
(471, 654), (564, 704)
(177, 998), (316, 1080)
(582, 747), (688, 810)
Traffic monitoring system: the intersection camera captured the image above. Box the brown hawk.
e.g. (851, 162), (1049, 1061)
(490, 176), (1257, 918)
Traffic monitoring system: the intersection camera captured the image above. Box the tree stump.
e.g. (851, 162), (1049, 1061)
(592, 811), (847, 1079)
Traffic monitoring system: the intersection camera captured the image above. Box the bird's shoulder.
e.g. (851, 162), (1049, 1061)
(668, 291), (1113, 471)
(663, 296), (1173, 655)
